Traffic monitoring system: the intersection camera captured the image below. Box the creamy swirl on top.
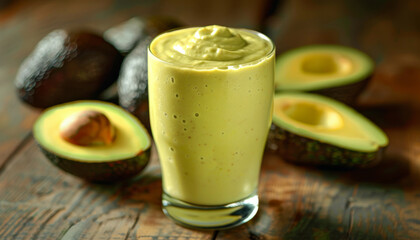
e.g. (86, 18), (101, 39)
(150, 25), (273, 68)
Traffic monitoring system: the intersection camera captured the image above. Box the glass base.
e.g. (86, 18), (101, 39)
(162, 191), (259, 230)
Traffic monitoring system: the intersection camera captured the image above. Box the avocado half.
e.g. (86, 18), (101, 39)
(275, 45), (374, 104)
(269, 92), (388, 167)
(33, 100), (151, 182)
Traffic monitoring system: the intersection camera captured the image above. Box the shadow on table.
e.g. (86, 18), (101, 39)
(280, 215), (394, 240)
(355, 103), (415, 129)
(320, 153), (411, 185)
(257, 118), (416, 239)
(85, 164), (163, 207)
(118, 164), (163, 205)
(300, 101), (418, 186)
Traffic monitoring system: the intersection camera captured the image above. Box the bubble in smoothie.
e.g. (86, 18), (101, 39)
(195, 113), (199, 117)
(170, 77), (175, 83)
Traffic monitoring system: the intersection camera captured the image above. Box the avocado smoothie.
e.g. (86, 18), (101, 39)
(148, 25), (274, 228)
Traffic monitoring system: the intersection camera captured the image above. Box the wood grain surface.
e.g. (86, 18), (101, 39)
(0, 0), (420, 239)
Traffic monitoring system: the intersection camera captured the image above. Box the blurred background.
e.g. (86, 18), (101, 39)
(1, 0), (420, 159)
(0, 1), (420, 239)
(0, 0), (418, 146)
(1, 0), (420, 101)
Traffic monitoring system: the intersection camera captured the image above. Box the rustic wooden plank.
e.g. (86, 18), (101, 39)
(217, 0), (420, 239)
(0, 138), (215, 239)
(218, 106), (420, 239)
(1, 0), (420, 239)
(0, 0), (276, 238)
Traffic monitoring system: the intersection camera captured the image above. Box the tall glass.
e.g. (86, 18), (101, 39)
(148, 26), (275, 229)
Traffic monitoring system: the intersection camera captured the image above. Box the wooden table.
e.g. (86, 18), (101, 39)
(1, 0), (420, 239)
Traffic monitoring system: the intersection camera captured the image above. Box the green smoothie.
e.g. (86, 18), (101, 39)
(148, 25), (274, 206)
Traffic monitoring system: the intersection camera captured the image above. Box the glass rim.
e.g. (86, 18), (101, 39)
(147, 26), (276, 71)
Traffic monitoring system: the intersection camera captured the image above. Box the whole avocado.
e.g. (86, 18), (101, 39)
(117, 16), (183, 130)
(104, 16), (183, 56)
(118, 37), (152, 130)
(16, 29), (123, 108)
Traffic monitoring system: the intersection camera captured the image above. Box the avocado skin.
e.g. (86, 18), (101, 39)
(39, 145), (150, 183)
(104, 17), (147, 56)
(311, 76), (371, 105)
(104, 16), (184, 56)
(16, 29), (123, 109)
(116, 17), (183, 131)
(118, 37), (152, 130)
(268, 124), (385, 168)
(275, 45), (374, 105)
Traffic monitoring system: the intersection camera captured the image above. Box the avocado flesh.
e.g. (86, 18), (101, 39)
(271, 93), (388, 167)
(34, 101), (150, 162)
(33, 101), (151, 182)
(275, 45), (373, 104)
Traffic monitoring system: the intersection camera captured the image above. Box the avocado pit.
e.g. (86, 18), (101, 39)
(59, 110), (115, 146)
